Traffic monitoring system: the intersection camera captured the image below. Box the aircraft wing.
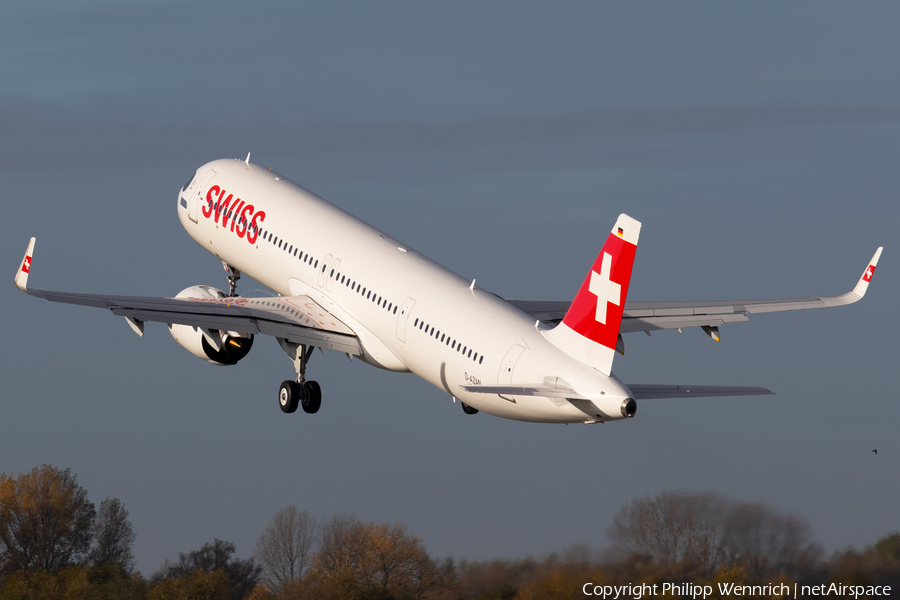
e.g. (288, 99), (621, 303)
(508, 248), (882, 337)
(14, 239), (360, 354)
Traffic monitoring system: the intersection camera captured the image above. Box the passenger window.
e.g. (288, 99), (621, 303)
(468, 350), (472, 358)
(414, 318), (418, 326)
(393, 306), (397, 314)
(314, 260), (318, 268)
(479, 356), (484, 364)
(440, 334), (445, 342)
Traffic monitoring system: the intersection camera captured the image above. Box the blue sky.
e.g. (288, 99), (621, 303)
(2, 1), (898, 574)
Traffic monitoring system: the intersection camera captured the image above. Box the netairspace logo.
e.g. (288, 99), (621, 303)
(582, 582), (893, 599)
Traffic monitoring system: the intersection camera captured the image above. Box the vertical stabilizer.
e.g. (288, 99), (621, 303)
(544, 215), (640, 375)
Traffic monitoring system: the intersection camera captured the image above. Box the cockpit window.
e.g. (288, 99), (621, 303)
(182, 173), (196, 192)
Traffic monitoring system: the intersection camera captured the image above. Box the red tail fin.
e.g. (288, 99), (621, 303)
(546, 214), (641, 374)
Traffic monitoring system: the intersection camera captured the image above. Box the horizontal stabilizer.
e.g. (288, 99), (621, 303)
(459, 384), (589, 400)
(626, 384), (774, 399)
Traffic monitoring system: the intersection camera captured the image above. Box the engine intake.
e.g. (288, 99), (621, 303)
(168, 285), (254, 366)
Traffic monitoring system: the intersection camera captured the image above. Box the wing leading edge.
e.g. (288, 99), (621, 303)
(14, 239), (360, 354)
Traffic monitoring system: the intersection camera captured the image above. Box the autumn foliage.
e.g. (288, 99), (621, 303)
(1, 467), (898, 600)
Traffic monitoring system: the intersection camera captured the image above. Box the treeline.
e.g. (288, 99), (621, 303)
(1, 466), (898, 599)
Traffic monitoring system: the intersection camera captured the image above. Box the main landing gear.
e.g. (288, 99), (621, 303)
(277, 338), (322, 415)
(219, 262), (324, 415)
(279, 380), (322, 414)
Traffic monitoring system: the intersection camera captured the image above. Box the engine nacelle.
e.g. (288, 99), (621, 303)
(168, 285), (254, 365)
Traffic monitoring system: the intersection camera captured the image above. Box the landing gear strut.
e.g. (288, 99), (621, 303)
(277, 338), (322, 414)
(222, 261), (241, 297)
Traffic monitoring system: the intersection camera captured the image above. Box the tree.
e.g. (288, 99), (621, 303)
(0, 465), (96, 573)
(720, 500), (821, 577)
(316, 513), (369, 579)
(254, 505), (317, 591)
(311, 513), (440, 599)
(154, 538), (262, 600)
(607, 491), (821, 578)
(871, 532), (900, 561)
(607, 491), (727, 570)
(89, 496), (137, 572)
(363, 521), (435, 596)
(148, 568), (232, 600)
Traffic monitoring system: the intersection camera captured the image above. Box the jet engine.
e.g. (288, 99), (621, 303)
(168, 285), (253, 365)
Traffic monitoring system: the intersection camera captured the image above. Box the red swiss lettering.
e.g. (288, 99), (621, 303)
(203, 185), (219, 218)
(230, 200), (245, 232)
(201, 185), (265, 245)
(216, 194), (233, 226)
(248, 211), (266, 244)
(236, 204), (254, 239)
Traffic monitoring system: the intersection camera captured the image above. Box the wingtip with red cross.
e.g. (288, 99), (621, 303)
(14, 238), (36, 293)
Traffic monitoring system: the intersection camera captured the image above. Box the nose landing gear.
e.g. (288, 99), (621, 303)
(222, 261), (241, 297)
(277, 338), (322, 415)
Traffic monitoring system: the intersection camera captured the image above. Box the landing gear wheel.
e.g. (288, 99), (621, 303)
(301, 380), (322, 414)
(461, 402), (479, 415)
(279, 381), (300, 413)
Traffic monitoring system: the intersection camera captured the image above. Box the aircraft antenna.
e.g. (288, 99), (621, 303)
(245, 152), (251, 166)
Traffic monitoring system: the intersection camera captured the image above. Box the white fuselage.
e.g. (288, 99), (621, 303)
(177, 159), (633, 423)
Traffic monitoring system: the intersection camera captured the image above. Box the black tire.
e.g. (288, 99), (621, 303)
(279, 380), (300, 413)
(301, 380), (322, 414)
(461, 402), (479, 415)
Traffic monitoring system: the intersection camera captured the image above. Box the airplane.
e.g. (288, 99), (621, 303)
(14, 156), (883, 424)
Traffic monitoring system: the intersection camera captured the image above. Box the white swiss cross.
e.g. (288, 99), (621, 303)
(588, 252), (620, 324)
(22, 256), (31, 273)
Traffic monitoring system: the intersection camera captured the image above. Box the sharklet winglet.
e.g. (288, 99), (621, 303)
(14, 237), (36, 293)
